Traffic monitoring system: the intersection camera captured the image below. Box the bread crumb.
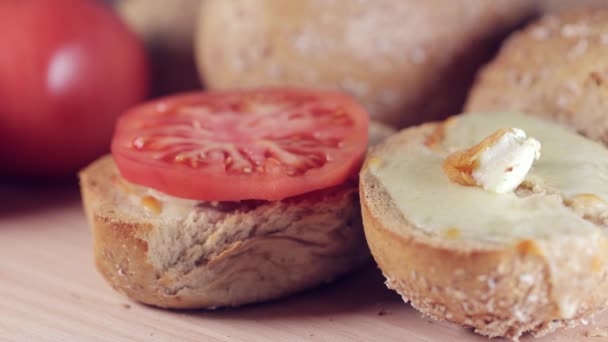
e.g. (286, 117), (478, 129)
(586, 327), (608, 337)
(377, 308), (391, 316)
(121, 303), (131, 309)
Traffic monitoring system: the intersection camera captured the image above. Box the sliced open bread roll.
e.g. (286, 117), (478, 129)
(360, 112), (608, 340)
(79, 121), (394, 309)
(81, 155), (367, 309)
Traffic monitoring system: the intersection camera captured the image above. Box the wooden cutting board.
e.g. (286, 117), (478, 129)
(1, 184), (607, 341)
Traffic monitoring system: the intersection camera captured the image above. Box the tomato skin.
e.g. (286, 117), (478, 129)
(0, 0), (149, 176)
(112, 89), (369, 201)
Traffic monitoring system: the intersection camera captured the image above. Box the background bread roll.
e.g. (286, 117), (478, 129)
(466, 9), (608, 144)
(115, 0), (202, 96)
(195, 0), (534, 128)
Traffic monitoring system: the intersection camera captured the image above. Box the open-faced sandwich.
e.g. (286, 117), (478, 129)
(80, 88), (396, 309)
(361, 112), (608, 340)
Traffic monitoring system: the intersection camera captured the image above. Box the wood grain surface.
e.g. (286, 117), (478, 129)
(1, 183), (607, 341)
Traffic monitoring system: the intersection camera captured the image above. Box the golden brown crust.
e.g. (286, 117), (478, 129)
(196, 0), (534, 127)
(360, 123), (608, 340)
(79, 156), (369, 308)
(466, 9), (608, 144)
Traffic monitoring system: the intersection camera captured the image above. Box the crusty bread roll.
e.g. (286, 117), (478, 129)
(360, 112), (608, 340)
(79, 122), (394, 309)
(80, 156), (367, 308)
(195, 0), (534, 127)
(466, 10), (608, 144)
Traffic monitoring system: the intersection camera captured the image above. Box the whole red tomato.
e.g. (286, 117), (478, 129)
(0, 0), (149, 176)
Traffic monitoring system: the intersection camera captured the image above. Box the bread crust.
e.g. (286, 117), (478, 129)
(80, 156), (369, 308)
(360, 123), (608, 340)
(466, 9), (608, 144)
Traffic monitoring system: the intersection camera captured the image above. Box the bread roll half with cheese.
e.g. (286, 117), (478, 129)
(360, 112), (608, 340)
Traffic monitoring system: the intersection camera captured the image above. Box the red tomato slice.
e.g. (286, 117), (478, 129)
(111, 88), (369, 201)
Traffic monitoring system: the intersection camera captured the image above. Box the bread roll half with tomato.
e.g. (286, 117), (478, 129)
(80, 88), (392, 308)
